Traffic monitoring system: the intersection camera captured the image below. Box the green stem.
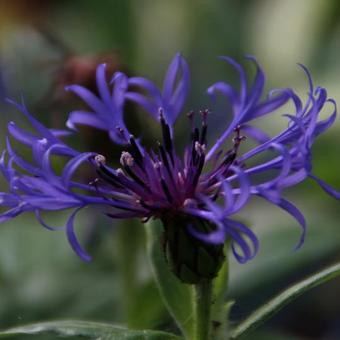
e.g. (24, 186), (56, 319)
(193, 279), (213, 340)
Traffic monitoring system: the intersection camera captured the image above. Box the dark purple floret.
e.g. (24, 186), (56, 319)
(0, 54), (339, 265)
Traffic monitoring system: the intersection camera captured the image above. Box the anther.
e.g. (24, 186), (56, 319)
(89, 178), (100, 189)
(195, 141), (206, 156)
(199, 109), (209, 124)
(183, 198), (197, 208)
(232, 125), (246, 149)
(187, 110), (195, 120)
(94, 154), (106, 167)
(120, 151), (134, 167)
(153, 161), (161, 170)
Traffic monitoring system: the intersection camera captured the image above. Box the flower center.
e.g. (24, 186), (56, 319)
(92, 109), (246, 219)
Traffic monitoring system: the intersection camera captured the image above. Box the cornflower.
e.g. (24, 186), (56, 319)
(0, 54), (338, 283)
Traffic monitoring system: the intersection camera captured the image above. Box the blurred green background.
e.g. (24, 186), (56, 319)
(0, 1), (339, 339)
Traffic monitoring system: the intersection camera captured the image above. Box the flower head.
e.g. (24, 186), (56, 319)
(0, 54), (338, 280)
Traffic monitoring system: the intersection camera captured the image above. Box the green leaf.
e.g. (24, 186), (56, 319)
(145, 220), (194, 339)
(127, 280), (170, 329)
(230, 262), (340, 339)
(0, 320), (181, 339)
(211, 252), (229, 339)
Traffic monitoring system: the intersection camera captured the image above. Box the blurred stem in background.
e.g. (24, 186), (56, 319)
(116, 219), (144, 326)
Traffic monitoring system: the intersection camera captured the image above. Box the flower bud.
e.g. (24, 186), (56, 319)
(162, 215), (225, 284)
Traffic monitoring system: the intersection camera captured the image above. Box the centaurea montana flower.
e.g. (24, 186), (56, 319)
(0, 54), (339, 282)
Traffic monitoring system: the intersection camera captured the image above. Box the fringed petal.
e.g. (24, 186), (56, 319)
(66, 207), (92, 262)
(309, 174), (340, 199)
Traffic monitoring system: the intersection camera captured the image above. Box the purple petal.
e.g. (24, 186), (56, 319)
(244, 55), (265, 109)
(128, 77), (162, 101)
(111, 71), (128, 112)
(62, 152), (95, 189)
(7, 121), (37, 146)
(162, 53), (181, 100)
(207, 82), (239, 111)
(35, 210), (65, 231)
(262, 195), (306, 250)
(0, 206), (24, 223)
(228, 166), (250, 213)
(66, 111), (109, 130)
(66, 207), (92, 262)
(241, 91), (290, 123)
(6, 98), (56, 141)
(96, 63), (112, 107)
(125, 92), (159, 120)
(187, 222), (226, 245)
(65, 85), (107, 115)
(219, 56), (247, 103)
(309, 174), (340, 199)
(6, 138), (41, 175)
(162, 53), (190, 125)
(226, 219), (259, 263)
(242, 125), (270, 143)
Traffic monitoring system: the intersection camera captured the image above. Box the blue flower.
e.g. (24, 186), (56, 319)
(0, 54), (338, 265)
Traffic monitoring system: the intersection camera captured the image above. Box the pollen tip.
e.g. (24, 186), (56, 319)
(183, 198), (197, 208)
(94, 154), (106, 166)
(195, 141), (206, 156)
(187, 110), (195, 119)
(120, 151), (134, 167)
(116, 168), (124, 175)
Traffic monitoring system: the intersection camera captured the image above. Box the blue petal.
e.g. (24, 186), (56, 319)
(66, 111), (109, 131)
(309, 174), (340, 199)
(66, 207), (92, 262)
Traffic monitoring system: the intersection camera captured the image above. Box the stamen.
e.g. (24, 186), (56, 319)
(120, 151), (134, 167)
(200, 122), (207, 145)
(192, 127), (199, 142)
(199, 109), (209, 125)
(159, 109), (174, 154)
(187, 110), (195, 131)
(233, 125), (247, 150)
(94, 154), (106, 167)
(129, 135), (144, 162)
(153, 161), (161, 170)
(192, 153), (205, 189)
(123, 165), (150, 192)
(195, 142), (206, 156)
(158, 143), (172, 173)
(89, 177), (100, 187)
(96, 164), (124, 189)
(177, 171), (185, 186)
(137, 199), (156, 211)
(222, 150), (236, 166)
(160, 178), (173, 203)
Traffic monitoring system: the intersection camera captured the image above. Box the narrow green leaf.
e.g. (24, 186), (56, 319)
(0, 320), (181, 339)
(211, 253), (229, 339)
(230, 262), (340, 339)
(145, 220), (194, 339)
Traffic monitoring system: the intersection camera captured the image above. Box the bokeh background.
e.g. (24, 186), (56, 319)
(0, 1), (339, 339)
